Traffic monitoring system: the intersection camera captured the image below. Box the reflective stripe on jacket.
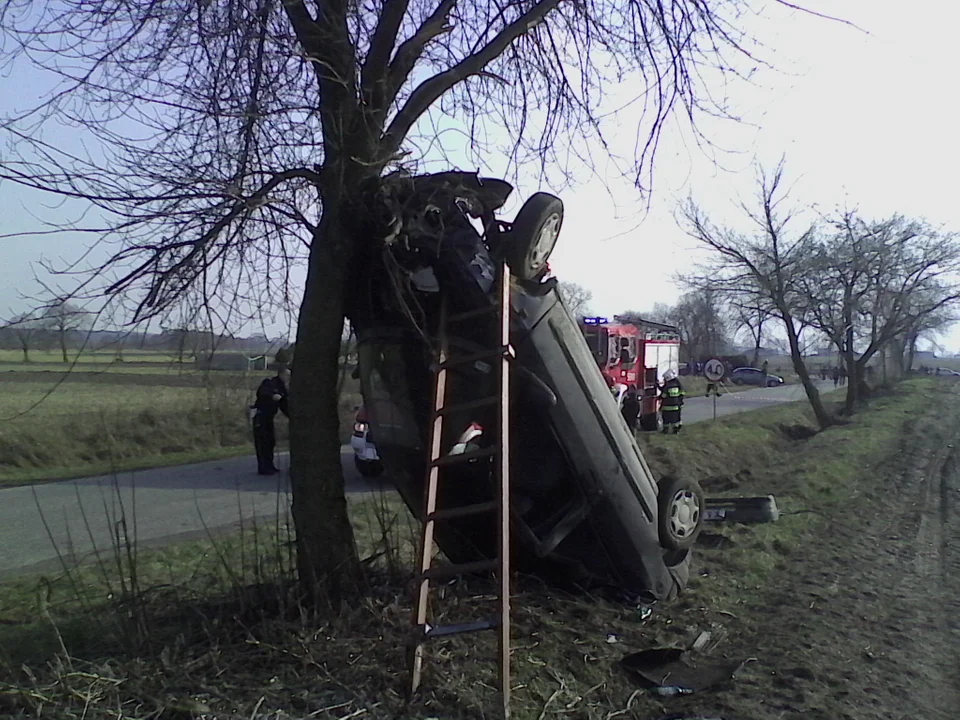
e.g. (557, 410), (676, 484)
(661, 380), (685, 411)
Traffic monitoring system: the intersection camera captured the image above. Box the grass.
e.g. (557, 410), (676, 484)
(0, 368), (362, 486)
(0, 349), (180, 365)
(0, 378), (939, 718)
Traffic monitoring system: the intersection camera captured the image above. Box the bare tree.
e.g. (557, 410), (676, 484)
(681, 161), (833, 429)
(41, 301), (89, 363)
(728, 296), (774, 367)
(5, 312), (43, 363)
(671, 289), (729, 362)
(799, 213), (960, 412)
(1, 1), (806, 599)
(557, 281), (593, 318)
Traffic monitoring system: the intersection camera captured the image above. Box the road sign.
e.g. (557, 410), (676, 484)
(704, 358), (726, 382)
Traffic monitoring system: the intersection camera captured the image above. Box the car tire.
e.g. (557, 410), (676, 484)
(657, 476), (704, 551)
(354, 457), (383, 478)
(506, 192), (563, 280)
(639, 411), (663, 432)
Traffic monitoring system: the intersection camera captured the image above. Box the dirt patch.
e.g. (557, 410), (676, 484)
(672, 381), (960, 720)
(777, 422), (818, 441)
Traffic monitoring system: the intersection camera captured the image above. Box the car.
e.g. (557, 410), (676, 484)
(350, 404), (383, 477)
(729, 366), (785, 387)
(349, 170), (703, 602)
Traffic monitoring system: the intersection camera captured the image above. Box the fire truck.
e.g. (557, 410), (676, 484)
(580, 315), (682, 431)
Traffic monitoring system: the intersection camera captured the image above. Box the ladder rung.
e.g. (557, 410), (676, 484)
(422, 617), (501, 639)
(447, 305), (500, 324)
(431, 445), (499, 467)
(422, 558), (499, 580)
(427, 500), (499, 522)
(437, 395), (499, 416)
(439, 345), (514, 371)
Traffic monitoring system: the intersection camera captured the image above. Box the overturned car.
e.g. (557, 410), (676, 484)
(347, 171), (703, 602)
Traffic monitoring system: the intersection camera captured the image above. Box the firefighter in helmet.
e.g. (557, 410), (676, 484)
(660, 368), (685, 434)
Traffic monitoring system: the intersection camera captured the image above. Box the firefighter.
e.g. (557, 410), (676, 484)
(621, 386), (641, 432)
(660, 368), (685, 434)
(252, 366), (290, 475)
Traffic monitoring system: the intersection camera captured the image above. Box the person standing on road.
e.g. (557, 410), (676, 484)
(660, 369), (685, 434)
(251, 366), (290, 475)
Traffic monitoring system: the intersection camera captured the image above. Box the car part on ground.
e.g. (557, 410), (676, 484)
(348, 170), (703, 601)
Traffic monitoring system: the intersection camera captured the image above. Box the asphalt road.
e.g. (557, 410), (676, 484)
(0, 379), (837, 578)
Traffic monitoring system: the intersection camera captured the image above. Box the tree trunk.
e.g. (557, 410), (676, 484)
(782, 312), (832, 429)
(59, 333), (68, 363)
(906, 334), (918, 375)
(288, 208), (362, 606)
(751, 313), (764, 368)
(21, 345), (29, 363)
(842, 292), (858, 414)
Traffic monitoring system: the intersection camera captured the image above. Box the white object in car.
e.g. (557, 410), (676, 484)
(351, 406), (381, 464)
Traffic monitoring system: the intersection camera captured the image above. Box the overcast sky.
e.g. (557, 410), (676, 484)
(2, 1), (958, 350)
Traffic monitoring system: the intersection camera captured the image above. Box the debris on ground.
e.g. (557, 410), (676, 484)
(703, 495), (780, 524)
(619, 646), (745, 697)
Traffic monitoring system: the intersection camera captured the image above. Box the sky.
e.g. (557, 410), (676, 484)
(2, 1), (959, 351)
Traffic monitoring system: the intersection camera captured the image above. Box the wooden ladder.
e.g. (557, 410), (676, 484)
(408, 260), (513, 719)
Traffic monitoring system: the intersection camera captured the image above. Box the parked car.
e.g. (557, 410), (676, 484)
(729, 367), (785, 387)
(349, 170), (703, 602)
(350, 404), (383, 477)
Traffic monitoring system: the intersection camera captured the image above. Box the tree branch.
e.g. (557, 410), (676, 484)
(381, 0), (562, 158)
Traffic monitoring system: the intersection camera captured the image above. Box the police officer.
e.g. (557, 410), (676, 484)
(660, 369), (685, 434)
(252, 366), (290, 475)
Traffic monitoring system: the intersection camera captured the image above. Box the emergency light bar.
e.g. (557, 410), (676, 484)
(583, 316), (608, 325)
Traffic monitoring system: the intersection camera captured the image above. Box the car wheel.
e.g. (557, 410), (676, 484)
(657, 476), (704, 551)
(639, 412), (663, 432)
(506, 192), (563, 280)
(354, 457), (383, 478)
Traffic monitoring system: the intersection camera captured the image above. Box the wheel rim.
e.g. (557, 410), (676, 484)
(527, 212), (561, 271)
(668, 489), (700, 540)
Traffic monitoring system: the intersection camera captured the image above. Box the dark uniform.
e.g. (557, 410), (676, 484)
(252, 374), (289, 475)
(621, 388), (641, 432)
(660, 376), (685, 434)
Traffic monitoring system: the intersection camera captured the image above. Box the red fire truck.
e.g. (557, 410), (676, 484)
(580, 315), (682, 431)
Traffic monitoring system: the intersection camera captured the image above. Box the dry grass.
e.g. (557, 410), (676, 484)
(0, 379), (939, 719)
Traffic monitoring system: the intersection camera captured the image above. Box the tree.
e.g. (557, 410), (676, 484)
(799, 213), (960, 412)
(5, 313), (43, 363)
(557, 281), (593, 318)
(681, 161), (833, 429)
(671, 288), (729, 362)
(42, 301), (89, 363)
(2, 1), (797, 601)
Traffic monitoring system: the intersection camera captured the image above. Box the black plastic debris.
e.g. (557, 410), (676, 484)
(703, 495), (779, 524)
(619, 647), (743, 696)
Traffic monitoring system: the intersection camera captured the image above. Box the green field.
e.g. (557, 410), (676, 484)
(0, 361), (362, 485)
